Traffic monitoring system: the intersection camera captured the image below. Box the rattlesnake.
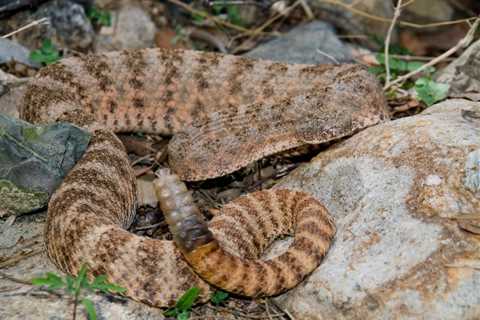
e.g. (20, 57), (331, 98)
(20, 48), (388, 307)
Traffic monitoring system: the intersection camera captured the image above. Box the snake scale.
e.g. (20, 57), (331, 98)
(19, 48), (389, 307)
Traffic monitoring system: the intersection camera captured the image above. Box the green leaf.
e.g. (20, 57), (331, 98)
(177, 309), (190, 320)
(192, 12), (206, 23)
(90, 275), (126, 294)
(66, 275), (76, 294)
(211, 290), (229, 305)
(226, 6), (243, 26)
(29, 39), (61, 65)
(212, 4), (224, 15)
(31, 272), (65, 290)
(376, 53), (435, 74)
(175, 287), (200, 311)
(81, 298), (97, 320)
(164, 308), (178, 317)
(368, 65), (385, 75)
(415, 77), (449, 107)
(87, 6), (112, 26)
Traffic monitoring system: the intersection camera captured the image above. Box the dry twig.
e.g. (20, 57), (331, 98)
(384, 18), (480, 90)
(299, 0), (314, 20)
(1, 17), (49, 38)
(384, 0), (403, 88)
(318, 0), (476, 29)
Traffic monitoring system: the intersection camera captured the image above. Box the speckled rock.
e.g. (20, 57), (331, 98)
(5, 0), (94, 51)
(0, 213), (165, 319)
(272, 99), (480, 319)
(246, 21), (352, 65)
(0, 114), (90, 216)
(0, 38), (40, 68)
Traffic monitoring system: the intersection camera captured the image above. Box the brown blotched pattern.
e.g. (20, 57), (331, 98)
(20, 48), (389, 180)
(21, 48), (388, 307)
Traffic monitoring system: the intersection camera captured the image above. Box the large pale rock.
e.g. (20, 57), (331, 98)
(310, 0), (395, 48)
(94, 5), (156, 52)
(273, 99), (480, 319)
(0, 114), (90, 216)
(246, 21), (353, 65)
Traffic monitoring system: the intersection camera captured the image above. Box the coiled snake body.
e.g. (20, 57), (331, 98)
(20, 48), (388, 307)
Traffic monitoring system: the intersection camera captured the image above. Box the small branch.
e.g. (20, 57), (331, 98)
(299, 0), (314, 20)
(384, 0), (403, 88)
(1, 17), (49, 38)
(383, 54), (455, 62)
(316, 48), (340, 64)
(318, 0), (476, 29)
(72, 285), (81, 320)
(384, 18), (480, 91)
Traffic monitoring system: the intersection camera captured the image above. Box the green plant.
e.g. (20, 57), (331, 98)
(414, 77), (449, 107)
(211, 290), (229, 305)
(212, 4), (244, 26)
(87, 6), (112, 27)
(164, 287), (201, 320)
(368, 53), (435, 81)
(29, 39), (61, 65)
(190, 4), (244, 26)
(32, 264), (126, 320)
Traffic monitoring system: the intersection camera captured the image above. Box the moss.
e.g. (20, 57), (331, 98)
(0, 179), (48, 217)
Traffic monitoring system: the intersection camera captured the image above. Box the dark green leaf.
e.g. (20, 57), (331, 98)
(90, 275), (126, 294)
(87, 6), (112, 26)
(164, 308), (178, 317)
(175, 287), (200, 311)
(211, 290), (229, 305)
(192, 12), (206, 23)
(66, 275), (75, 294)
(31, 272), (65, 290)
(376, 53), (435, 74)
(177, 309), (190, 320)
(75, 264), (89, 291)
(81, 298), (97, 320)
(226, 6), (243, 26)
(29, 39), (61, 65)
(212, 4), (224, 15)
(41, 39), (54, 52)
(367, 65), (385, 75)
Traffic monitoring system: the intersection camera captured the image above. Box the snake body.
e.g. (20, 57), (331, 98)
(19, 48), (388, 307)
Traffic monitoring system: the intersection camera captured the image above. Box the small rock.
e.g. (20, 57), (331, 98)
(0, 114), (90, 216)
(436, 39), (480, 101)
(94, 5), (156, 52)
(272, 99), (480, 319)
(310, 0), (395, 49)
(5, 0), (94, 51)
(246, 21), (353, 64)
(0, 38), (40, 68)
(403, 0), (454, 23)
